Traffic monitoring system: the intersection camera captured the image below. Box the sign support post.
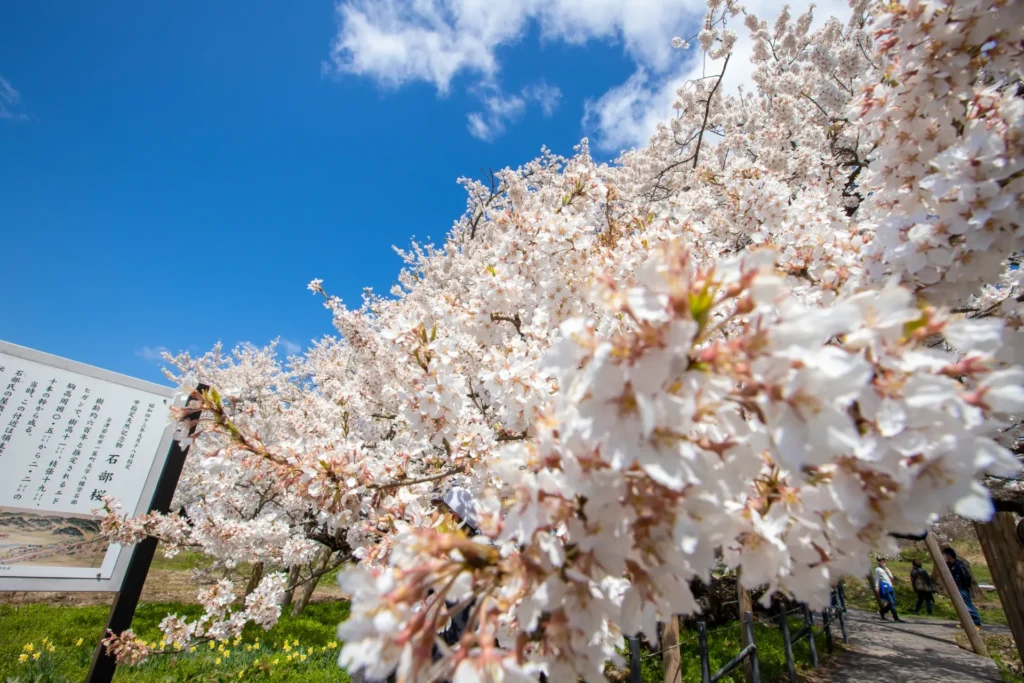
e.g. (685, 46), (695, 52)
(86, 388), (203, 683)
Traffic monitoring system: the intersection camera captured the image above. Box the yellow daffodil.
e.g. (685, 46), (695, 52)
(238, 672), (244, 679)
(245, 644), (252, 652)
(215, 657), (222, 665)
(32, 652), (40, 660)
(23, 644), (33, 653)
(190, 646), (197, 653)
(292, 639), (299, 647)
(328, 641), (337, 649)
(253, 642), (260, 650)
(224, 650), (231, 659)
(272, 658), (279, 665)
(300, 654), (307, 662)
(76, 638), (84, 647)
(18, 654), (27, 664)
(209, 641), (216, 650)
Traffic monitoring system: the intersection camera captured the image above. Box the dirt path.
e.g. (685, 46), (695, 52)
(827, 609), (1006, 682)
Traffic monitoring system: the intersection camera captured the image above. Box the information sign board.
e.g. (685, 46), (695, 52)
(0, 341), (177, 592)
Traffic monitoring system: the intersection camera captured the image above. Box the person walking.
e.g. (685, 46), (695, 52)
(910, 558), (934, 615)
(942, 547), (982, 629)
(874, 556), (904, 622)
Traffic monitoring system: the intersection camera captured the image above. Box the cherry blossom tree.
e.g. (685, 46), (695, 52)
(100, 0), (1023, 679)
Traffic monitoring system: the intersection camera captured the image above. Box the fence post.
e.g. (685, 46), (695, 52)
(628, 635), (642, 683)
(802, 605), (819, 668)
(779, 604), (797, 683)
(822, 609), (833, 654)
(742, 612), (761, 683)
(697, 621), (711, 683)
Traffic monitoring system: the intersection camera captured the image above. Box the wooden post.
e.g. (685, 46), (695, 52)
(974, 513), (1024, 663)
(924, 531), (987, 656)
(662, 615), (681, 683)
(738, 572), (755, 683)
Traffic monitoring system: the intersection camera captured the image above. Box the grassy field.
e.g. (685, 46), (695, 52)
(0, 601), (352, 682)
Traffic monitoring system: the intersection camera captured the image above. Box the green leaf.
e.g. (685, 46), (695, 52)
(688, 284), (717, 329)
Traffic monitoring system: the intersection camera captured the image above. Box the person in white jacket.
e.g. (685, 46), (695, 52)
(874, 557), (904, 622)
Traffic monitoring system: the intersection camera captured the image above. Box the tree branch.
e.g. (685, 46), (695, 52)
(692, 51), (731, 170)
(490, 312), (526, 340)
(370, 466), (465, 490)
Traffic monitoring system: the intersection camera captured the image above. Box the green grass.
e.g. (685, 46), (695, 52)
(0, 601), (351, 682)
(626, 615), (837, 683)
(149, 548), (214, 573)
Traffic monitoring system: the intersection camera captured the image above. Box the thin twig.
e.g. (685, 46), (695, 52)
(370, 466), (465, 490)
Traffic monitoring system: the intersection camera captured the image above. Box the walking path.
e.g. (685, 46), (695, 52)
(827, 609), (1006, 682)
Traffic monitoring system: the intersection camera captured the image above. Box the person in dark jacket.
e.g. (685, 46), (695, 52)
(909, 558), (934, 615)
(942, 547), (981, 628)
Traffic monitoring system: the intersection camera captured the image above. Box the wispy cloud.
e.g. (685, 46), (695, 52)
(466, 81), (562, 142)
(523, 82), (562, 117)
(135, 346), (169, 363)
(0, 76), (28, 121)
(279, 338), (302, 356)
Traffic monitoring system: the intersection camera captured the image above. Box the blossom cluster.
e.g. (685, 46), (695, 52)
(98, 0), (1023, 679)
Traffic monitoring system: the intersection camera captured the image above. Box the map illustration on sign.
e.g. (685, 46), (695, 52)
(0, 506), (106, 569)
(0, 341), (178, 589)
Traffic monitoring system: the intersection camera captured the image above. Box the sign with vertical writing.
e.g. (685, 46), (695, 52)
(0, 341), (178, 591)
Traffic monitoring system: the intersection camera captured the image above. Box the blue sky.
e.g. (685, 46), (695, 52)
(0, 0), (802, 384)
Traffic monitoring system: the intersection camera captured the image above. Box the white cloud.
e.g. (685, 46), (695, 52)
(327, 0), (704, 93)
(326, 0), (853, 148)
(327, 0), (700, 140)
(136, 346), (169, 363)
(583, 0), (853, 151)
(523, 81), (562, 116)
(466, 82), (561, 141)
(0, 76), (28, 121)
(279, 338), (302, 356)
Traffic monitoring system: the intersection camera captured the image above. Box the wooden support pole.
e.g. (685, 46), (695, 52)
(924, 531), (987, 656)
(662, 615), (681, 683)
(974, 513), (1024, 664)
(738, 570), (755, 683)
